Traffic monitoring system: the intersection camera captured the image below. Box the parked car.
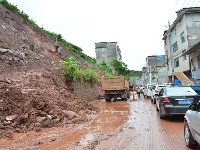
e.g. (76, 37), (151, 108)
(184, 102), (200, 149)
(143, 84), (154, 99)
(151, 84), (169, 104)
(156, 86), (200, 119)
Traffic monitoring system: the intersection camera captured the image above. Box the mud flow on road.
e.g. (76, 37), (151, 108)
(0, 92), (197, 150)
(0, 98), (130, 150)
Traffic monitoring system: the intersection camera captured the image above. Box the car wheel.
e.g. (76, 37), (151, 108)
(184, 123), (198, 148)
(159, 109), (166, 119)
(156, 104), (159, 111)
(153, 97), (157, 104)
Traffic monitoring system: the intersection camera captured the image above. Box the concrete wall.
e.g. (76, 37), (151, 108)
(95, 42), (122, 65)
(73, 80), (102, 101)
(143, 56), (167, 85)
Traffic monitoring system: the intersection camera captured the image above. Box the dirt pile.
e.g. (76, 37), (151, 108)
(0, 4), (101, 139)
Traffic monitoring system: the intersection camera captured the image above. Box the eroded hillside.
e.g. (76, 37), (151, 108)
(0, 4), (101, 139)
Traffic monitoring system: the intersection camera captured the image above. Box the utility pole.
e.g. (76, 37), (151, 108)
(149, 65), (152, 84)
(168, 20), (174, 83)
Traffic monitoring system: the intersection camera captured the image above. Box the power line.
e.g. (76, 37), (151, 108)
(181, 0), (188, 8)
(185, 0), (193, 7)
(191, 0), (198, 6)
(168, 0), (180, 21)
(195, 0), (200, 6)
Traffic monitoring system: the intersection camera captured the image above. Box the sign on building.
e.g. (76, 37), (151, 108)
(156, 55), (165, 60)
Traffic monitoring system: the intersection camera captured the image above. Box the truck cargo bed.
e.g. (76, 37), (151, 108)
(101, 76), (129, 91)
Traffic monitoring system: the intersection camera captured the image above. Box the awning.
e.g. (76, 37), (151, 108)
(173, 72), (194, 86)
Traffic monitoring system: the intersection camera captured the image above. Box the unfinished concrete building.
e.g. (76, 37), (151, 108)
(95, 42), (122, 65)
(142, 55), (168, 85)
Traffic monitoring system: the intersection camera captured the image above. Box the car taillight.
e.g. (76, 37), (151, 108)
(162, 97), (172, 104)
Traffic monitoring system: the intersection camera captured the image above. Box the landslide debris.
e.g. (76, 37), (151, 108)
(0, 4), (100, 139)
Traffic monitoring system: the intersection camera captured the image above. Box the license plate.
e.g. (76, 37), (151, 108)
(178, 100), (192, 105)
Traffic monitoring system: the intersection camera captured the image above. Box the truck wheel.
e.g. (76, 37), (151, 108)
(127, 92), (130, 98)
(105, 99), (111, 102)
(121, 98), (127, 101)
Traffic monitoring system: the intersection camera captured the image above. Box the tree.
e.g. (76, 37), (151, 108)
(98, 61), (113, 76)
(110, 60), (129, 77)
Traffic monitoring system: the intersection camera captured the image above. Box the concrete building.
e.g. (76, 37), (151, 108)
(95, 42), (122, 65)
(162, 7), (200, 83)
(142, 55), (168, 85)
(184, 40), (200, 85)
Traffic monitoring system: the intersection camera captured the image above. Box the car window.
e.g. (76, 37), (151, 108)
(166, 87), (197, 96)
(159, 88), (164, 96)
(148, 85), (153, 89)
(157, 86), (166, 90)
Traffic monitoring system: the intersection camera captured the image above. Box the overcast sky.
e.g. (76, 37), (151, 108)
(6, 0), (200, 71)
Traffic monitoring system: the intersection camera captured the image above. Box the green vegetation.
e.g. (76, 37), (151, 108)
(98, 60), (142, 78)
(0, 0), (96, 65)
(52, 77), (60, 87)
(0, 0), (142, 80)
(97, 61), (113, 77)
(60, 57), (100, 83)
(34, 44), (39, 50)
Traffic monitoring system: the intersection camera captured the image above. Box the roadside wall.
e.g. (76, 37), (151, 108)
(73, 80), (102, 101)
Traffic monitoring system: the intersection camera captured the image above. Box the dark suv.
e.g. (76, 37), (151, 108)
(184, 102), (200, 149)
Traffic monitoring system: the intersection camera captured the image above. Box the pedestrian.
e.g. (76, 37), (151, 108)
(54, 38), (59, 52)
(134, 93), (139, 101)
(136, 86), (141, 98)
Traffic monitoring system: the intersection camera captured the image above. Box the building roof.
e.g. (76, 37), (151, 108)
(183, 40), (200, 55)
(162, 7), (200, 40)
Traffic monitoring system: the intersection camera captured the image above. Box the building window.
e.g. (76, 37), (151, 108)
(181, 32), (185, 43)
(174, 57), (179, 68)
(182, 49), (186, 60)
(179, 19), (183, 26)
(171, 28), (176, 38)
(172, 42), (178, 53)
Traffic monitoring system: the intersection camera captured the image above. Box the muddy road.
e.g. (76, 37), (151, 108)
(0, 92), (198, 150)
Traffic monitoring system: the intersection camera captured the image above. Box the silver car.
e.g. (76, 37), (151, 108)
(184, 103), (200, 149)
(156, 86), (200, 119)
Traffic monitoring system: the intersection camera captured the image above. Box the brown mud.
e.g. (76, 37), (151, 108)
(1, 92), (197, 150)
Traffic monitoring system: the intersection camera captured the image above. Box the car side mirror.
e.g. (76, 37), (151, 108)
(189, 104), (197, 111)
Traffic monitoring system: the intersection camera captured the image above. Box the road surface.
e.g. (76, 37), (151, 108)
(0, 92), (198, 150)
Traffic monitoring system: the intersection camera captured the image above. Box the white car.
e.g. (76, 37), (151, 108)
(151, 84), (169, 104)
(184, 102), (200, 149)
(143, 84), (154, 99)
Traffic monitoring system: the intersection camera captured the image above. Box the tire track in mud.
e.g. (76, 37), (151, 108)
(94, 95), (191, 150)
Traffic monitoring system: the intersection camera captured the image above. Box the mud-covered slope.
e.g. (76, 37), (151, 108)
(0, 4), (100, 139)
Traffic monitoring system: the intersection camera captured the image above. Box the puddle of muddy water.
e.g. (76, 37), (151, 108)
(0, 100), (130, 150)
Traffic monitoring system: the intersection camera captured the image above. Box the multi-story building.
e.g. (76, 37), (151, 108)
(184, 40), (200, 85)
(162, 7), (200, 83)
(142, 55), (167, 85)
(95, 42), (122, 65)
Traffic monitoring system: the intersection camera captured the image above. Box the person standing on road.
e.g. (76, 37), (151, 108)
(136, 87), (141, 98)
